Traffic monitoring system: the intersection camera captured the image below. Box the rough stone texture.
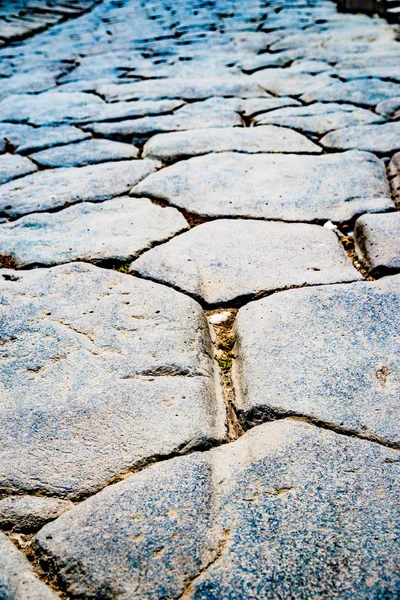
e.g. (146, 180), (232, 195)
(0, 123), (90, 154)
(354, 212), (400, 276)
(34, 419), (400, 599)
(0, 496), (73, 532)
(321, 122), (400, 154)
(253, 103), (381, 134)
(0, 196), (188, 268)
(142, 126), (321, 160)
(233, 277), (400, 446)
(0, 154), (37, 185)
(0, 532), (58, 600)
(131, 220), (361, 306)
(301, 79), (400, 107)
(0, 159), (159, 218)
(29, 139), (139, 168)
(389, 152), (400, 203)
(252, 69), (334, 96)
(0, 263), (225, 499)
(376, 97), (400, 120)
(133, 151), (393, 222)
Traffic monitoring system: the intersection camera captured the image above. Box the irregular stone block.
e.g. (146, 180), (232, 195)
(252, 70), (334, 96)
(0, 154), (37, 185)
(0, 496), (73, 532)
(389, 152), (400, 202)
(0, 123), (90, 154)
(301, 79), (400, 107)
(233, 277), (400, 446)
(0, 196), (188, 267)
(376, 97), (400, 120)
(34, 420), (400, 599)
(142, 126), (321, 161)
(320, 122), (400, 154)
(0, 532), (57, 599)
(131, 220), (361, 306)
(237, 97), (301, 118)
(0, 159), (159, 218)
(29, 139), (139, 168)
(253, 102), (381, 134)
(133, 151), (392, 222)
(0, 263), (225, 499)
(354, 212), (400, 275)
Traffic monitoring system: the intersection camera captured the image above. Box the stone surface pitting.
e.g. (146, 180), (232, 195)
(233, 277), (400, 446)
(131, 219), (361, 306)
(0, 496), (73, 533)
(29, 139), (139, 168)
(354, 212), (400, 275)
(321, 122), (400, 154)
(133, 151), (393, 222)
(0, 196), (188, 267)
(142, 126), (321, 160)
(0, 159), (159, 218)
(0, 154), (37, 185)
(34, 420), (400, 599)
(0, 263), (225, 499)
(0, 532), (58, 600)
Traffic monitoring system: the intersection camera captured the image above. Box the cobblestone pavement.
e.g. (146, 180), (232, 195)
(0, 0), (400, 598)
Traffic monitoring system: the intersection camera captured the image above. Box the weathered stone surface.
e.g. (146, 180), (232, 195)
(34, 420), (400, 599)
(321, 122), (400, 154)
(233, 277), (400, 446)
(0, 123), (90, 154)
(0, 159), (159, 218)
(237, 97), (301, 118)
(389, 152), (400, 203)
(142, 126), (321, 161)
(133, 151), (392, 222)
(0, 263), (225, 499)
(131, 220), (361, 306)
(301, 79), (400, 107)
(0, 196), (188, 267)
(96, 76), (268, 102)
(376, 97), (400, 120)
(0, 496), (73, 532)
(0, 532), (57, 600)
(0, 154), (37, 185)
(29, 139), (139, 168)
(253, 103), (381, 134)
(252, 69), (334, 96)
(354, 212), (400, 276)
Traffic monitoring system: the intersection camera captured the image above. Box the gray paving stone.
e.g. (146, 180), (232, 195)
(354, 212), (400, 276)
(0, 196), (188, 268)
(233, 277), (400, 446)
(376, 97), (400, 120)
(0, 496), (73, 532)
(321, 122), (400, 154)
(0, 159), (159, 218)
(131, 220), (361, 306)
(29, 139), (139, 168)
(133, 151), (392, 222)
(0, 263), (225, 499)
(237, 97), (301, 119)
(0, 532), (57, 600)
(252, 69), (334, 96)
(0, 154), (37, 185)
(0, 123), (90, 154)
(33, 420), (400, 599)
(142, 126), (321, 161)
(301, 79), (400, 107)
(389, 152), (400, 203)
(253, 103), (382, 134)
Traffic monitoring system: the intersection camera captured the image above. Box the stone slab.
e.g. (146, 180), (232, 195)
(0, 263), (225, 499)
(251, 70), (334, 96)
(0, 196), (188, 267)
(0, 159), (159, 218)
(0, 532), (58, 600)
(233, 277), (400, 446)
(389, 152), (400, 203)
(0, 123), (90, 154)
(29, 139), (139, 168)
(354, 212), (400, 276)
(0, 154), (37, 185)
(131, 220), (361, 306)
(133, 151), (393, 222)
(33, 420), (400, 599)
(376, 97), (400, 120)
(301, 79), (400, 107)
(0, 496), (73, 532)
(253, 103), (381, 134)
(142, 126), (321, 161)
(320, 122), (400, 154)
